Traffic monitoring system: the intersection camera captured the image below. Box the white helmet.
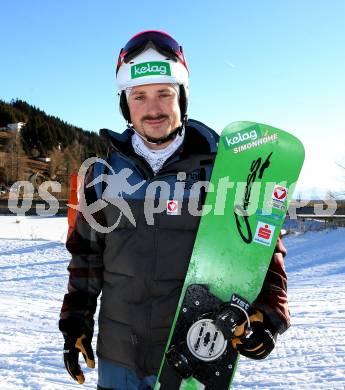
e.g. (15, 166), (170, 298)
(116, 30), (189, 122)
(116, 47), (189, 95)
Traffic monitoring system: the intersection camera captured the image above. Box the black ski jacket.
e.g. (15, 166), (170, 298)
(60, 119), (290, 377)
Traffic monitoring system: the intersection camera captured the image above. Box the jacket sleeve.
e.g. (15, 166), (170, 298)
(59, 166), (105, 335)
(252, 234), (290, 334)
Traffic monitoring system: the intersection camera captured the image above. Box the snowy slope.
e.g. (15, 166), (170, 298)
(0, 216), (344, 389)
(0, 216), (97, 390)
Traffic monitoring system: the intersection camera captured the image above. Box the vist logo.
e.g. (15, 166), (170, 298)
(223, 126), (262, 149)
(253, 221), (275, 246)
(167, 200), (179, 215)
(131, 61), (171, 79)
(273, 185), (287, 202)
(231, 294), (250, 311)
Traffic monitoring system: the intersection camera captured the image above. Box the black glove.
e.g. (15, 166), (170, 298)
(59, 318), (95, 384)
(231, 310), (277, 360)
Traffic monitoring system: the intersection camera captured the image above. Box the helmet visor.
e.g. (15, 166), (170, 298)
(116, 30), (188, 74)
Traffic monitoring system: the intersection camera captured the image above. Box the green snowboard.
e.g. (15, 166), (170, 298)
(154, 121), (305, 390)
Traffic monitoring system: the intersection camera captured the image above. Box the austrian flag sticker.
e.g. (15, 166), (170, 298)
(167, 200), (179, 215)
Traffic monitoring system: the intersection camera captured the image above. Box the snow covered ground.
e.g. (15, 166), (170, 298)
(0, 216), (344, 389)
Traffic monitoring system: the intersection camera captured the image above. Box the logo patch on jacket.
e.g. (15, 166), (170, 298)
(167, 200), (179, 215)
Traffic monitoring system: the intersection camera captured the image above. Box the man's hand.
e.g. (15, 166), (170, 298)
(59, 318), (95, 384)
(231, 310), (277, 360)
(63, 334), (95, 384)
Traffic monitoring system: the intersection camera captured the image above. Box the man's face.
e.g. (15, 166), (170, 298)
(127, 83), (181, 148)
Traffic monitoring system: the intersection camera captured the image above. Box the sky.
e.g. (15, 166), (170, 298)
(0, 0), (344, 198)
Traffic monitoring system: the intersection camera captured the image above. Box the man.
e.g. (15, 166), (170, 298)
(59, 31), (290, 390)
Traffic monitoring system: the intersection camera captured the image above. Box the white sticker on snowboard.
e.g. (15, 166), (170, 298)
(253, 221), (276, 246)
(271, 185), (288, 210)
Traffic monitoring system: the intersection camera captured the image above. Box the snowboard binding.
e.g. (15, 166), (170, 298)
(165, 284), (251, 386)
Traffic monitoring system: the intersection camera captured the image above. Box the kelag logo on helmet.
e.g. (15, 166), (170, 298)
(131, 61), (171, 79)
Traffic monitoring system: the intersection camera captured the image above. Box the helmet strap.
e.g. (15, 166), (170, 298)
(127, 122), (185, 146)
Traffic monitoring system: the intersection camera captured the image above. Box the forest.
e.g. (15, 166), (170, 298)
(0, 99), (108, 193)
